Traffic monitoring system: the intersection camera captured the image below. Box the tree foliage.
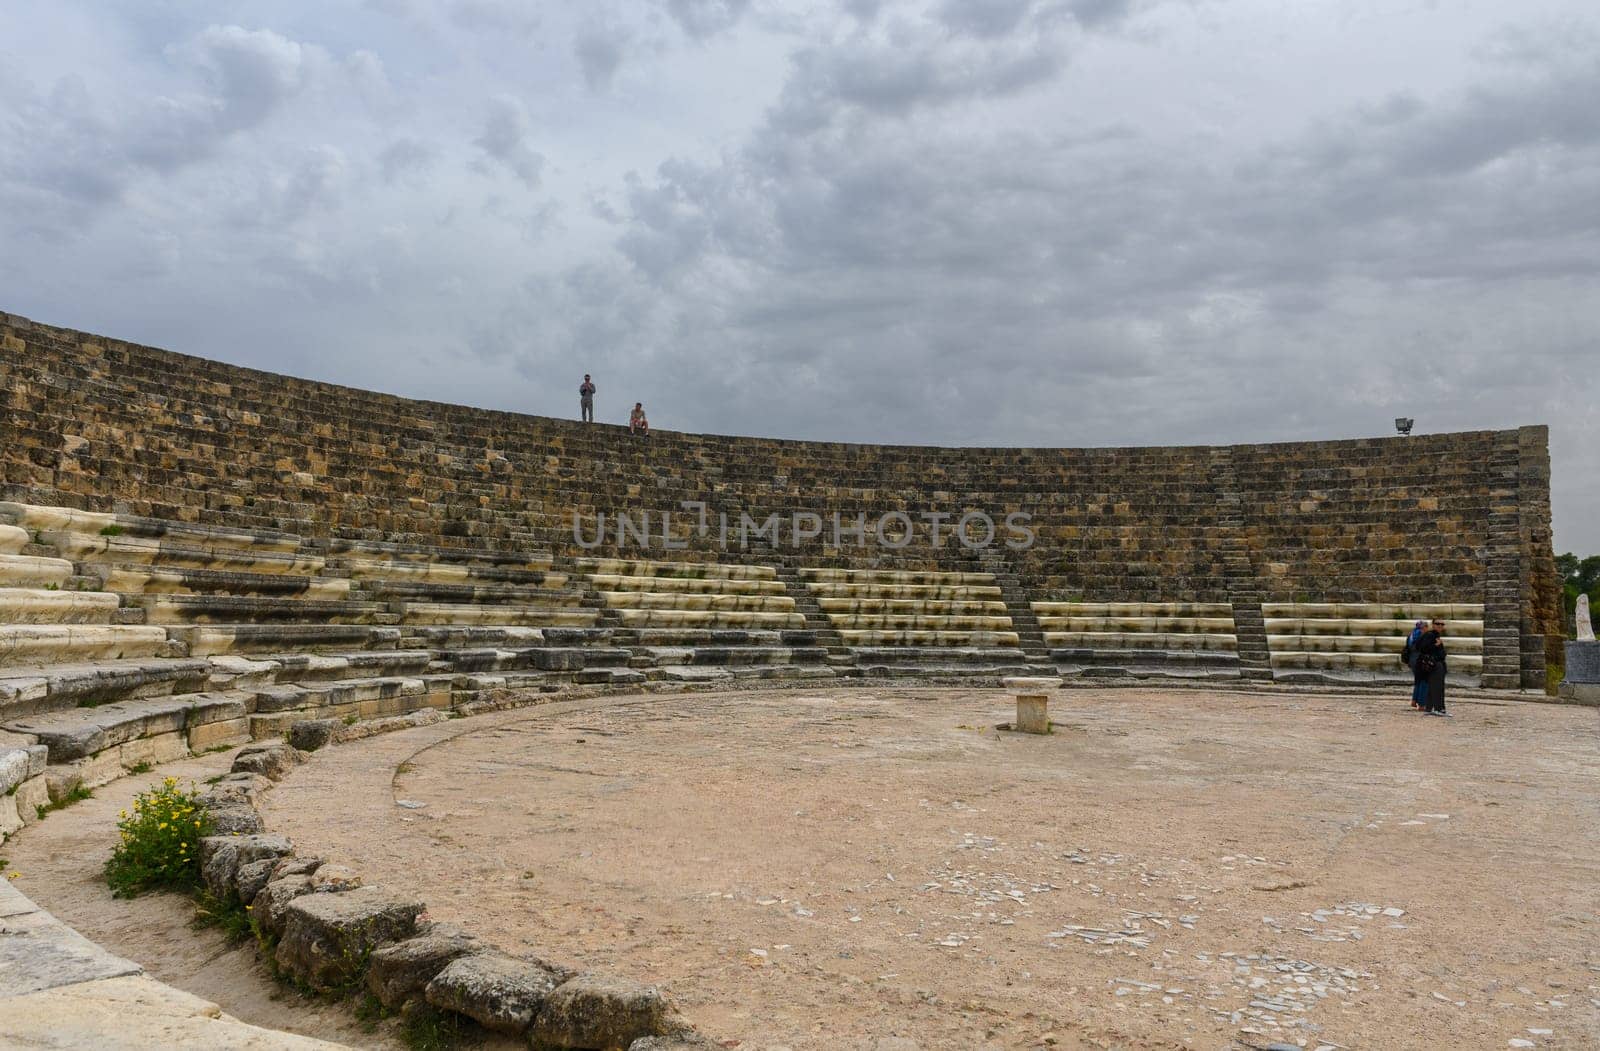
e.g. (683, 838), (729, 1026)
(1556, 552), (1600, 637)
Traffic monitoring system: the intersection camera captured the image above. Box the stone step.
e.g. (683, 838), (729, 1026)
(0, 589), (120, 625)
(335, 555), (567, 587)
(137, 594), (390, 625)
(1034, 615), (1238, 634)
(0, 658), (213, 720)
(815, 597), (1009, 616)
(649, 664), (838, 683)
(400, 603), (599, 627)
(837, 629), (1022, 647)
(633, 645), (828, 667)
(434, 646), (633, 673)
(47, 532), (328, 575)
(1271, 652), (1484, 674)
(85, 562), (352, 600)
(572, 667), (648, 686)
(1043, 631), (1238, 652)
(849, 646), (1029, 665)
(825, 614), (1015, 631)
(3, 690), (251, 764)
(1049, 648), (1241, 667)
(169, 623), (403, 657)
(255, 649), (437, 684)
(0, 554), (74, 588)
(1261, 602), (1485, 620)
(354, 579), (587, 606)
(802, 582), (1003, 600)
(0, 501), (302, 553)
(399, 625), (612, 649)
(613, 609), (805, 629)
(598, 592), (796, 613)
(799, 567), (995, 585)
(1264, 617), (1484, 638)
(586, 574), (786, 595)
(0, 524), (30, 555)
(575, 557), (776, 580)
(1268, 633), (1484, 655)
(248, 679), (447, 737)
(0, 625), (172, 667)
(1032, 601), (1235, 617)
(319, 536), (554, 570)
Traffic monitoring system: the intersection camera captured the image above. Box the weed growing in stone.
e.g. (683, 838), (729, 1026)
(97, 525), (123, 536)
(104, 777), (212, 898)
(127, 761), (153, 775)
(35, 784), (92, 820)
(192, 888), (253, 945)
(400, 1004), (467, 1051)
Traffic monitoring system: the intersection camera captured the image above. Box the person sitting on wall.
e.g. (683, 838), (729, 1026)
(630, 402), (649, 436)
(1416, 618), (1450, 718)
(580, 374), (596, 423)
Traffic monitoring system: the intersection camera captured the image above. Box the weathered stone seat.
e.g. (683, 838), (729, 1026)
(48, 532), (328, 575)
(815, 596), (1008, 615)
(0, 502), (302, 553)
(1, 691), (252, 781)
(805, 582), (1004, 600)
(588, 573), (784, 595)
(578, 557), (776, 580)
(598, 592), (795, 613)
(401, 602), (599, 627)
(168, 623), (403, 657)
(0, 553), (74, 588)
(800, 567), (996, 586)
(356, 579), (584, 606)
(249, 677), (442, 737)
(338, 555), (569, 588)
(0, 589), (119, 624)
(0, 625), (171, 667)
(836, 628), (1021, 647)
(613, 608), (805, 628)
(86, 563), (352, 599)
(0, 658), (213, 720)
(1262, 602), (1487, 682)
(1033, 601), (1241, 679)
(0, 523), (30, 554)
(138, 594), (389, 625)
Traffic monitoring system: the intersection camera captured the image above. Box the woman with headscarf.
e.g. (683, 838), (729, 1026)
(1404, 619), (1427, 710)
(1415, 618), (1450, 717)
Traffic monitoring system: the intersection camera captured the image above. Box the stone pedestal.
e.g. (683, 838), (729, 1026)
(1015, 695), (1050, 734)
(1002, 676), (1061, 735)
(1559, 640), (1600, 706)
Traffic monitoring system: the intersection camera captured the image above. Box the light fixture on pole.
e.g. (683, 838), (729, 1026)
(1394, 418), (1414, 436)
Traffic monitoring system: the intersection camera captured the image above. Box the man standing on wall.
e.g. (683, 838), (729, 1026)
(580, 374), (596, 423)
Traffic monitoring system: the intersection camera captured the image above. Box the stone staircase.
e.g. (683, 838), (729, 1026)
(1207, 448), (1274, 682)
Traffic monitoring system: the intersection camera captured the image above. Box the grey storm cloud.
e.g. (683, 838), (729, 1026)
(0, 0), (1596, 552)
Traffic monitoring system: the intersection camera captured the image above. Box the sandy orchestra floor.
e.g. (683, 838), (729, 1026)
(256, 686), (1600, 1050)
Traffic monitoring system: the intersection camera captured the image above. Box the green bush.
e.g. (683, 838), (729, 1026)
(104, 777), (212, 898)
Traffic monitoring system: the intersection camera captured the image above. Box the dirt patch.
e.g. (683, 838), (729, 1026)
(252, 687), (1600, 1050)
(1, 751), (406, 1050)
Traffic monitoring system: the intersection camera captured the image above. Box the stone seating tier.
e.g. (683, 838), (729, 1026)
(1261, 602), (1488, 682)
(0, 313), (1562, 692)
(1028, 600), (1243, 680)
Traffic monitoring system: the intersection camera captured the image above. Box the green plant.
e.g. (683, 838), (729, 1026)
(192, 888), (254, 945)
(355, 993), (391, 1033)
(98, 525), (123, 536)
(104, 777), (212, 898)
(1547, 662), (1563, 697)
(127, 761), (153, 775)
(343, 713), (359, 726)
(45, 582), (59, 591)
(36, 784), (93, 820)
(400, 1004), (466, 1051)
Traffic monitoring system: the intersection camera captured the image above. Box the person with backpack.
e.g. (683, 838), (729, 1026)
(579, 374), (596, 423)
(1402, 619), (1427, 709)
(1414, 618), (1450, 717)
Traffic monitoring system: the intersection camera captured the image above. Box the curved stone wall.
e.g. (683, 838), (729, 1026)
(0, 310), (1560, 687)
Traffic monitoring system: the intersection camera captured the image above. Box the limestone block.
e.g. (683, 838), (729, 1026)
(0, 523), (30, 555)
(366, 926), (482, 1008)
(0, 553), (73, 587)
(0, 589), (119, 625)
(14, 773), (50, 827)
(275, 887), (424, 989)
(1, 790), (21, 838)
(0, 973), (350, 1048)
(425, 951), (572, 1036)
(531, 972), (682, 1050)
(188, 717), (250, 752)
(230, 741), (305, 781)
(252, 875), (316, 939)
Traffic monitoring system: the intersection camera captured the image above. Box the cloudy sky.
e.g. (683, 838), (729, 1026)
(2, 0), (1596, 551)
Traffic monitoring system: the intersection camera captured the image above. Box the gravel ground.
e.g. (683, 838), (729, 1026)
(255, 686), (1600, 1050)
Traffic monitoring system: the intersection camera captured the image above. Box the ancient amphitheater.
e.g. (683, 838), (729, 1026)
(1, 311), (1593, 1050)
